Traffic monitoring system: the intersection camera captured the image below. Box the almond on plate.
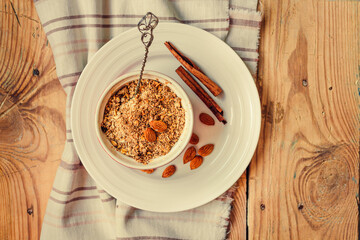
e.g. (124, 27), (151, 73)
(198, 144), (214, 157)
(141, 169), (155, 174)
(190, 156), (203, 170)
(183, 146), (196, 164)
(189, 133), (199, 145)
(162, 165), (176, 178)
(144, 128), (156, 142)
(149, 120), (167, 132)
(199, 113), (215, 125)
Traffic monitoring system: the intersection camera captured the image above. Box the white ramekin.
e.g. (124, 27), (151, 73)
(95, 71), (193, 170)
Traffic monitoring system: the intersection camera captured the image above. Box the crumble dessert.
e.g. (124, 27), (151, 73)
(101, 79), (185, 164)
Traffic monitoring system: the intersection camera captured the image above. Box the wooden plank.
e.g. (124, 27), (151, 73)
(248, 0), (360, 239)
(229, 172), (247, 240)
(0, 0), (66, 239)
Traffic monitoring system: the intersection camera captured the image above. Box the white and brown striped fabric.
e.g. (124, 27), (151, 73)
(34, 0), (260, 239)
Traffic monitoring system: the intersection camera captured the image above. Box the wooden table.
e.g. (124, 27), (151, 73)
(1, 0), (359, 239)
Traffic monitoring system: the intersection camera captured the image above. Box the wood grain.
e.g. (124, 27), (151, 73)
(244, 0), (360, 239)
(1, 0), (359, 239)
(0, 0), (66, 239)
(229, 173), (247, 240)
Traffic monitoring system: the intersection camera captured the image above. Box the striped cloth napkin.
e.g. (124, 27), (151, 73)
(35, 0), (260, 239)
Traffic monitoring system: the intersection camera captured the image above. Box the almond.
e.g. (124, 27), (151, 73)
(199, 113), (215, 125)
(198, 144), (214, 157)
(120, 148), (127, 154)
(141, 169), (155, 174)
(190, 156), (203, 170)
(144, 128), (156, 142)
(149, 120), (167, 132)
(110, 140), (118, 147)
(162, 165), (176, 178)
(183, 146), (196, 164)
(189, 133), (199, 145)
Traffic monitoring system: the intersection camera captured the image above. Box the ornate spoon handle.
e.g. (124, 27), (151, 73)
(134, 12), (159, 95)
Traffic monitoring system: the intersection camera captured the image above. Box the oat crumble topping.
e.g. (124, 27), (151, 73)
(101, 79), (185, 164)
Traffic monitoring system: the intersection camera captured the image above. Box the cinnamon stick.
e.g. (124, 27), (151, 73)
(211, 107), (227, 124)
(176, 66), (227, 124)
(176, 66), (223, 114)
(165, 41), (223, 96)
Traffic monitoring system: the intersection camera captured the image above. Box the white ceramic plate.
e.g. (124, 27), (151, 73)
(71, 23), (261, 212)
